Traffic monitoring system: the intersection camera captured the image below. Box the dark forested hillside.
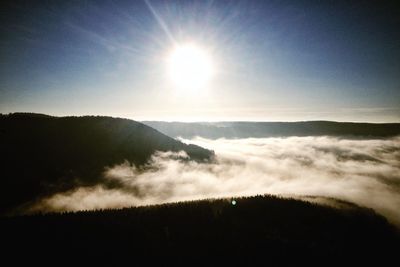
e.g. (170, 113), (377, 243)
(1, 195), (398, 265)
(144, 121), (400, 139)
(0, 113), (213, 214)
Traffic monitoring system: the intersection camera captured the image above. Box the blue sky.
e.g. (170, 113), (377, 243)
(1, 0), (399, 122)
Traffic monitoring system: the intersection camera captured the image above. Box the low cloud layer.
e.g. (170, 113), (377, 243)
(30, 136), (400, 226)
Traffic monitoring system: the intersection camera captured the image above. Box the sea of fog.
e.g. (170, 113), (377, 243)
(30, 136), (400, 226)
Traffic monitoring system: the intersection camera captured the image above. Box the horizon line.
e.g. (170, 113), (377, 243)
(2, 112), (400, 124)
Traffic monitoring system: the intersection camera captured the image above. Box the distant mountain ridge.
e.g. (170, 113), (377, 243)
(143, 120), (400, 139)
(0, 113), (213, 213)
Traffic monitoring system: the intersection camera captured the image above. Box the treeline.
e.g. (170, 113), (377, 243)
(144, 120), (400, 139)
(1, 195), (398, 265)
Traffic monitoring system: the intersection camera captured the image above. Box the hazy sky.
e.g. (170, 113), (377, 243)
(1, 0), (399, 122)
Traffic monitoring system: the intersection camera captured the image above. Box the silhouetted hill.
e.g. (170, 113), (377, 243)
(143, 121), (400, 139)
(0, 113), (213, 213)
(1, 195), (398, 265)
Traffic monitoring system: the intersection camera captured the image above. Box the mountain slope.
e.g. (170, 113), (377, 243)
(0, 113), (213, 213)
(1, 195), (398, 265)
(143, 121), (400, 139)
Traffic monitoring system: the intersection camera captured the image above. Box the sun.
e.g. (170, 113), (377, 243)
(168, 43), (213, 90)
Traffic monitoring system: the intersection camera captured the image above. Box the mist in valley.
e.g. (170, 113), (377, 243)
(30, 135), (400, 227)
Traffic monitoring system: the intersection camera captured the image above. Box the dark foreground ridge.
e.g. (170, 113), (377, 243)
(1, 195), (398, 265)
(0, 113), (213, 214)
(144, 121), (400, 139)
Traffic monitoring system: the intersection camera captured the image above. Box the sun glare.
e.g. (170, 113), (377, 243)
(168, 43), (213, 90)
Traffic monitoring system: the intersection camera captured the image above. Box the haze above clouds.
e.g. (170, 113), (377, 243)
(30, 136), (400, 226)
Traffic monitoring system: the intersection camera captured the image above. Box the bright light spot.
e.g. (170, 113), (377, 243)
(168, 43), (213, 90)
(231, 200), (237, 205)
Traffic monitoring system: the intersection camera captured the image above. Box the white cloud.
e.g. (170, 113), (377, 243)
(30, 136), (400, 226)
